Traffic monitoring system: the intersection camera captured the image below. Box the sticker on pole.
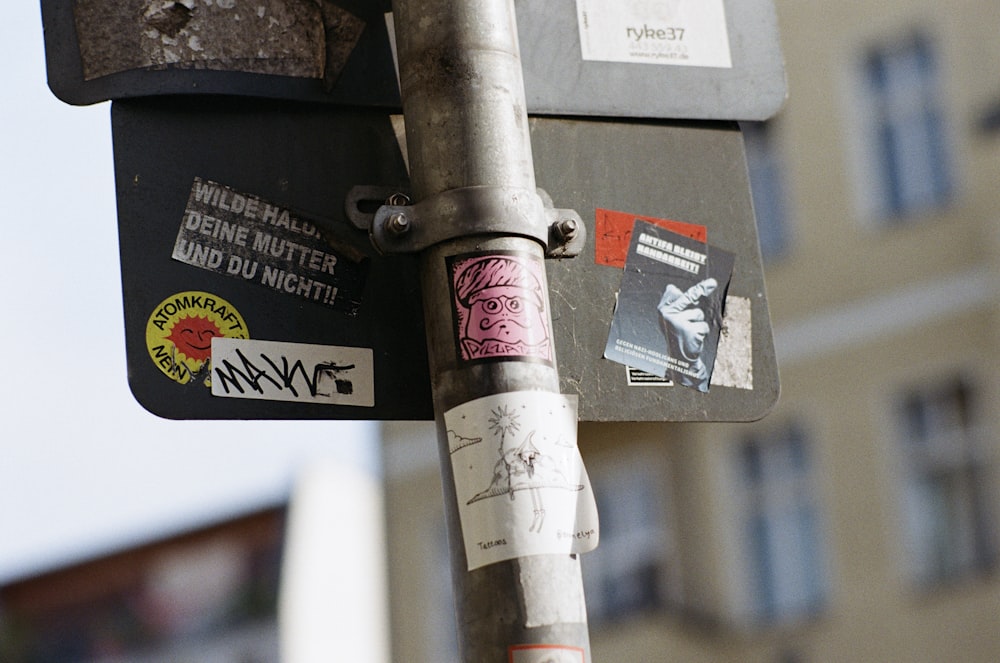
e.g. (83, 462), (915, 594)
(211, 338), (374, 407)
(444, 392), (598, 571)
(576, 0), (733, 69)
(145, 291), (249, 387)
(447, 251), (553, 366)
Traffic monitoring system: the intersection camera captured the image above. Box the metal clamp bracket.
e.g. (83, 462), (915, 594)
(348, 185), (585, 258)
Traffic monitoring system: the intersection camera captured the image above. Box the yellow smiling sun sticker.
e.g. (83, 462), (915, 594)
(145, 291), (249, 386)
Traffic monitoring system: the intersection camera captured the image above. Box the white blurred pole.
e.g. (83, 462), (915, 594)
(278, 460), (390, 663)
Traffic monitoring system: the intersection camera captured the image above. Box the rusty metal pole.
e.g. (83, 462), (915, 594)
(387, 0), (592, 660)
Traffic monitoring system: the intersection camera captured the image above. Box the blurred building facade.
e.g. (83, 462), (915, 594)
(0, 460), (388, 663)
(0, 508), (284, 663)
(382, 0), (1000, 661)
(4, 1), (999, 662)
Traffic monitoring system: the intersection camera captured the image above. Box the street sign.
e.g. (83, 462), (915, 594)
(113, 97), (431, 420)
(112, 96), (776, 421)
(537, 117), (779, 421)
(43, 0), (785, 120)
(516, 0), (786, 120)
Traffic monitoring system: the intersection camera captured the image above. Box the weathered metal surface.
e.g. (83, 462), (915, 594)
(42, 0), (399, 106)
(73, 0), (357, 80)
(367, 185), (585, 258)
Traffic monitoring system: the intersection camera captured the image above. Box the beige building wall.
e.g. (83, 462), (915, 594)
(382, 0), (1000, 661)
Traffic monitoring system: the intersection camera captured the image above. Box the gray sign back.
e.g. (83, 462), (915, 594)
(536, 117), (779, 421)
(517, 0), (786, 120)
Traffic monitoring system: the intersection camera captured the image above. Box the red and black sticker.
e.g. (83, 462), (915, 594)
(595, 207), (706, 268)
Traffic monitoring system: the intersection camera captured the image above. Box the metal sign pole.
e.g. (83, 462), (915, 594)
(389, 0), (591, 660)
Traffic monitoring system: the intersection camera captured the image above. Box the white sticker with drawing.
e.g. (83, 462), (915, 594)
(576, 0), (733, 69)
(211, 338), (374, 407)
(445, 392), (599, 571)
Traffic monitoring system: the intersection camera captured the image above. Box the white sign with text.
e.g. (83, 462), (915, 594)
(576, 0), (733, 69)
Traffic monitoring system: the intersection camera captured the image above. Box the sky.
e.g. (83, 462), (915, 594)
(0, 4), (378, 584)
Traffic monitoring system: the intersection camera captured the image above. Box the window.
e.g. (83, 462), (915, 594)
(737, 424), (826, 624)
(859, 31), (953, 221)
(742, 121), (790, 261)
(898, 377), (996, 587)
(581, 459), (676, 624)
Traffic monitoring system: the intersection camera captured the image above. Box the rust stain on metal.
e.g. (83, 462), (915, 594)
(73, 0), (364, 83)
(319, 1), (366, 90)
(144, 1), (194, 38)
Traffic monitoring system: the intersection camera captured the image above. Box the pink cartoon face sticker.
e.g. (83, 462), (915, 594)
(450, 252), (552, 364)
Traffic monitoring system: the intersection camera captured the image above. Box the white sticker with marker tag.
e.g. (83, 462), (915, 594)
(211, 338), (374, 407)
